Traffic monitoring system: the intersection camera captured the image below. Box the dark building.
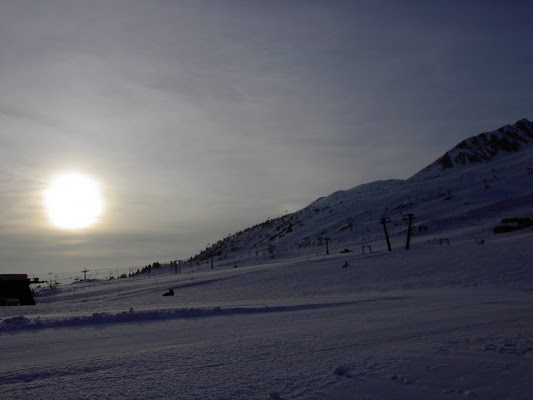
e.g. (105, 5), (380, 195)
(0, 274), (36, 306)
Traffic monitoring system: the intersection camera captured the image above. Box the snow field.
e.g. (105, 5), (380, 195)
(1, 230), (532, 399)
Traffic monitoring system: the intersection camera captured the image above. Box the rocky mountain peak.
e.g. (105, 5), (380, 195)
(412, 119), (533, 179)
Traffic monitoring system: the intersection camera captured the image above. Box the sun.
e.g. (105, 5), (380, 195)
(43, 172), (104, 230)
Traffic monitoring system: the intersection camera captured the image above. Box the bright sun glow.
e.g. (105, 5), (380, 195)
(43, 172), (104, 230)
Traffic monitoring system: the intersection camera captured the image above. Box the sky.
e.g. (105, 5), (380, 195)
(0, 0), (532, 276)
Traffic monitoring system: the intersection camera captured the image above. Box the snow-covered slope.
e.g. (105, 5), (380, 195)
(1, 229), (532, 399)
(193, 119), (533, 265)
(412, 118), (533, 180)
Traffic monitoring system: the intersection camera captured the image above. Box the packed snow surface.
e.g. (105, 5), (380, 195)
(1, 230), (532, 399)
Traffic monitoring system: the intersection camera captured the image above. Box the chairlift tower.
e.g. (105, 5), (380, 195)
(403, 214), (415, 250)
(81, 268), (90, 280)
(380, 217), (392, 251)
(324, 237), (331, 255)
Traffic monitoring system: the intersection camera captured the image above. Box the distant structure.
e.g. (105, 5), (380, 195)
(0, 274), (36, 306)
(403, 213), (415, 250)
(379, 217), (392, 251)
(81, 268), (90, 280)
(493, 217), (533, 234)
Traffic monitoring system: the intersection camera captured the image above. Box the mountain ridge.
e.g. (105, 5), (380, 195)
(191, 119), (533, 263)
(411, 118), (533, 180)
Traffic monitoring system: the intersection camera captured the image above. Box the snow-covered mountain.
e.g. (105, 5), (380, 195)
(194, 119), (533, 263)
(412, 118), (533, 180)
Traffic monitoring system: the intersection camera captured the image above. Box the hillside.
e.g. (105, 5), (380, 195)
(193, 119), (533, 265)
(412, 118), (533, 179)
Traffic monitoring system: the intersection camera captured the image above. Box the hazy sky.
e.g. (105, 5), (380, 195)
(1, 1), (531, 276)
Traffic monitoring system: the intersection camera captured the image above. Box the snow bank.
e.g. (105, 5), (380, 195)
(0, 300), (374, 332)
